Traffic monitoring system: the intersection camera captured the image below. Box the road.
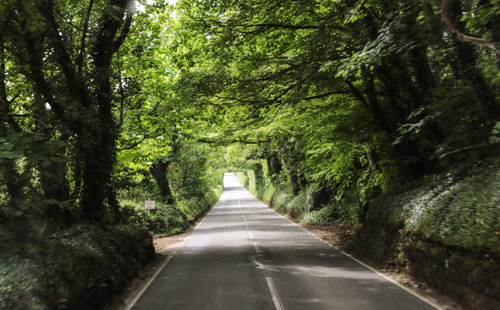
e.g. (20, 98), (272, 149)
(129, 173), (439, 310)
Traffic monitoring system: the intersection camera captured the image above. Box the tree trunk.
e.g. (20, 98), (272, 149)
(150, 160), (174, 204)
(40, 160), (72, 222)
(363, 69), (392, 132)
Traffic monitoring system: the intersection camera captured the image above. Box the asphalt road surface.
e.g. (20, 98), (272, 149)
(130, 173), (439, 310)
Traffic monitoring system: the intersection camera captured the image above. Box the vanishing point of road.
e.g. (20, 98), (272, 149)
(128, 173), (441, 310)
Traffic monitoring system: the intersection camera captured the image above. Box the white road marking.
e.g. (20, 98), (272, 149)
(124, 256), (172, 310)
(240, 197), (260, 253)
(252, 195), (444, 310)
(266, 277), (285, 310)
(253, 241), (262, 253)
(124, 196), (224, 310)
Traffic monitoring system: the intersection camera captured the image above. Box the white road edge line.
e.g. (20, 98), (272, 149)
(124, 197), (223, 309)
(124, 255), (172, 310)
(266, 277), (285, 310)
(253, 197), (444, 310)
(335, 248), (444, 310)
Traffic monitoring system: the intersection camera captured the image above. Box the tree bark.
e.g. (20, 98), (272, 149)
(150, 160), (175, 204)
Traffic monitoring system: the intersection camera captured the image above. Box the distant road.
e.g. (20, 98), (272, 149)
(129, 173), (439, 310)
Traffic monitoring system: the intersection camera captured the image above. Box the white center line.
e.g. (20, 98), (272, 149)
(266, 277), (285, 310)
(239, 197), (263, 254)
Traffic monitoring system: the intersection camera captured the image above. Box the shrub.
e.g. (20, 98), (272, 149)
(0, 223), (154, 310)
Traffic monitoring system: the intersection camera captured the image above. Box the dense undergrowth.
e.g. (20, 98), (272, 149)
(118, 190), (222, 236)
(118, 168), (224, 236)
(0, 224), (155, 310)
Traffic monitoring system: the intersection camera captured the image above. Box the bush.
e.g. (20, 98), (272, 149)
(0, 223), (155, 310)
(119, 176), (222, 236)
(119, 201), (189, 236)
(0, 256), (44, 310)
(367, 162), (500, 253)
(301, 205), (337, 224)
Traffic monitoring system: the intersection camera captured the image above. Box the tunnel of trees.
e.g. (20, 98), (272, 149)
(1, 0), (499, 309)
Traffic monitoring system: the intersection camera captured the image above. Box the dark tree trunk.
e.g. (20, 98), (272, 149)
(252, 162), (264, 190)
(409, 47), (436, 93)
(283, 156), (302, 195)
(40, 160), (72, 222)
(289, 169), (301, 195)
(267, 154), (282, 176)
(363, 69), (392, 132)
(150, 160), (174, 204)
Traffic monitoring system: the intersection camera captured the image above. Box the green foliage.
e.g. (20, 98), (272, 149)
(0, 132), (65, 167)
(119, 201), (187, 236)
(0, 257), (45, 310)
(2, 0), (500, 306)
(286, 191), (309, 218)
(414, 170), (500, 252)
(235, 171), (249, 189)
(235, 169), (259, 196)
(301, 205), (337, 225)
(0, 224), (154, 310)
(490, 122), (500, 144)
(262, 185), (278, 204)
(118, 162), (224, 236)
(367, 162), (500, 253)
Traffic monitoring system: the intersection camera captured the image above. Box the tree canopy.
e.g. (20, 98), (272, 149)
(1, 0), (499, 238)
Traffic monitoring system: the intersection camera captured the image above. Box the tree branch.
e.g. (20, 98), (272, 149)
(40, 0), (91, 108)
(440, 0), (500, 59)
(77, 0), (94, 74)
(439, 143), (497, 159)
(22, 33), (66, 120)
(117, 136), (147, 151)
(197, 18), (319, 30)
(239, 23), (319, 30)
(303, 91), (348, 101)
(345, 79), (370, 111)
(197, 138), (269, 145)
(113, 2), (134, 53)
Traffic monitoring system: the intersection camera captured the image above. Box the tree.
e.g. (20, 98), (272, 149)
(1, 0), (135, 221)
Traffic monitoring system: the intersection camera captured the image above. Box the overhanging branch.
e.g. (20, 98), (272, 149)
(440, 0), (500, 59)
